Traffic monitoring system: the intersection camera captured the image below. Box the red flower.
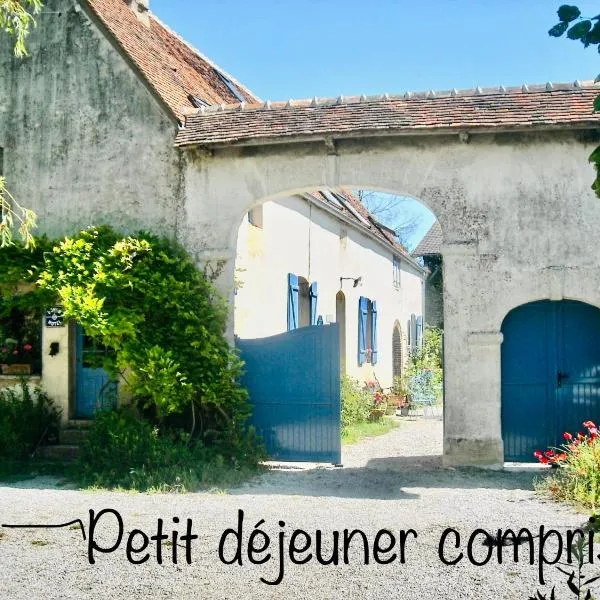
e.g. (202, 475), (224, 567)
(578, 432), (586, 441)
(556, 453), (568, 461)
(563, 432), (573, 441)
(23, 344), (32, 352)
(534, 450), (543, 459)
(539, 456), (550, 464)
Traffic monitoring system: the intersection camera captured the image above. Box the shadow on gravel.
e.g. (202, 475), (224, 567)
(232, 457), (542, 500)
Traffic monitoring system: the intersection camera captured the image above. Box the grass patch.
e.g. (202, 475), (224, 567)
(342, 417), (399, 445)
(30, 540), (49, 547)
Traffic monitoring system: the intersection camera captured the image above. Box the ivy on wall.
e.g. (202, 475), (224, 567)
(0, 226), (254, 446)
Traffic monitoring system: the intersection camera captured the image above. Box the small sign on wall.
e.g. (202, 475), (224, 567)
(45, 306), (65, 328)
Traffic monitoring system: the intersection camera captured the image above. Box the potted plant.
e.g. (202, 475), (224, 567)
(369, 390), (386, 421)
(393, 376), (411, 416)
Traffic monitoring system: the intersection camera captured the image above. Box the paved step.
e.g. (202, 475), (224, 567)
(59, 428), (89, 445)
(36, 444), (80, 461)
(67, 419), (93, 428)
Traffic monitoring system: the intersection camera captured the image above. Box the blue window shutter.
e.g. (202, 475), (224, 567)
(310, 282), (318, 326)
(287, 273), (299, 331)
(358, 296), (368, 365)
(410, 314), (417, 354)
(416, 316), (423, 348)
(371, 300), (378, 365)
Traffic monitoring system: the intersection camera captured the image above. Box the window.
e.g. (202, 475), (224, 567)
(188, 94), (209, 108)
(287, 274), (318, 331)
(358, 296), (378, 365)
(247, 206), (263, 228)
(0, 300), (42, 375)
(214, 70), (246, 103)
(393, 256), (401, 288)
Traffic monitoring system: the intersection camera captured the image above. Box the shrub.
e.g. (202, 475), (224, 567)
(406, 327), (443, 405)
(341, 376), (371, 432)
(77, 407), (265, 492)
(0, 380), (60, 460)
(535, 420), (600, 509)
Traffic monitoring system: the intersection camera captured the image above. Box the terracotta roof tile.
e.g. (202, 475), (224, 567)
(307, 189), (414, 261)
(413, 221), (442, 257)
(84, 0), (259, 120)
(176, 83), (600, 146)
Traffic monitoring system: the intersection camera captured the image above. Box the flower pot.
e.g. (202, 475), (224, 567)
(2, 364), (32, 375)
(369, 407), (386, 421)
(400, 406), (410, 417)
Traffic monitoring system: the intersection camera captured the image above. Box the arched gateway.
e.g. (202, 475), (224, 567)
(175, 84), (600, 467)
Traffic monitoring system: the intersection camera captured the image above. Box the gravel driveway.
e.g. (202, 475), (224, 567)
(0, 418), (590, 600)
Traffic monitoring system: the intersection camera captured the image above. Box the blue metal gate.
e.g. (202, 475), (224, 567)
(237, 324), (341, 463)
(501, 300), (600, 461)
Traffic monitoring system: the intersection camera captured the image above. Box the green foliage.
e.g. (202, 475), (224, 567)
(405, 327), (443, 405)
(340, 375), (372, 432)
(0, 225), (265, 474)
(78, 408), (264, 492)
(0, 177), (37, 248)
(0, 0), (42, 57)
(35, 227), (250, 427)
(549, 5), (600, 196)
(0, 380), (60, 460)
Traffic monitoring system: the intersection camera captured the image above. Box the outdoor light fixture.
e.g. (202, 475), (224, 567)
(340, 276), (363, 288)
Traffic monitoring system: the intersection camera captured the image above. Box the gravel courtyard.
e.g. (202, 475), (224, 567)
(0, 419), (590, 600)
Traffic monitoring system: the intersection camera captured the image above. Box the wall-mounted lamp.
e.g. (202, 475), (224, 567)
(340, 276), (363, 288)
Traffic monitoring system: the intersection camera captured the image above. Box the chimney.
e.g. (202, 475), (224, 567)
(123, 0), (150, 26)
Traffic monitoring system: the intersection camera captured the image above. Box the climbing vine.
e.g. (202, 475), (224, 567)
(0, 226), (255, 447)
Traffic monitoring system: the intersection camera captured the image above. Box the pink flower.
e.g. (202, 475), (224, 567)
(12, 350), (18, 355)
(23, 344), (32, 352)
(533, 450), (543, 459)
(563, 432), (573, 441)
(545, 450), (555, 458)
(584, 421), (597, 430)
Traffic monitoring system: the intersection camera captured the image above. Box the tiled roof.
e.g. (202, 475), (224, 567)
(413, 221), (442, 257)
(84, 0), (259, 121)
(176, 82), (600, 146)
(306, 189), (416, 263)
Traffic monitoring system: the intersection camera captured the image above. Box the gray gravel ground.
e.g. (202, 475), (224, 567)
(0, 418), (591, 600)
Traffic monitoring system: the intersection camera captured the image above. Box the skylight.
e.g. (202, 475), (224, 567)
(214, 70), (246, 103)
(321, 190), (344, 210)
(188, 94), (209, 108)
(334, 194), (371, 227)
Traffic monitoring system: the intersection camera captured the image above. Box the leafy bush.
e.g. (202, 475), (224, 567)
(535, 420), (600, 510)
(341, 376), (371, 432)
(78, 408), (265, 492)
(405, 327), (443, 405)
(0, 381), (60, 460)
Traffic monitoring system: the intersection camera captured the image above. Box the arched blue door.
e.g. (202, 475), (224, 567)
(502, 300), (600, 461)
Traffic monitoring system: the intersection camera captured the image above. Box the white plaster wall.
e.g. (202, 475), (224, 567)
(234, 196), (424, 388)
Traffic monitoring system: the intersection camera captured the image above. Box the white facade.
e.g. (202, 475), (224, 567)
(234, 195), (425, 388)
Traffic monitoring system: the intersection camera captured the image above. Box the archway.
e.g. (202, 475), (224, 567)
(232, 184), (444, 464)
(501, 299), (600, 462)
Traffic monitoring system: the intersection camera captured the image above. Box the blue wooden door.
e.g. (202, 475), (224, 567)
(237, 324), (341, 463)
(502, 300), (600, 461)
(75, 326), (117, 418)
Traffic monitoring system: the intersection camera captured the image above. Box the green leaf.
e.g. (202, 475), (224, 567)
(558, 5), (582, 22)
(567, 20), (592, 39)
(549, 21), (569, 37)
(593, 96), (600, 112)
(589, 145), (600, 164)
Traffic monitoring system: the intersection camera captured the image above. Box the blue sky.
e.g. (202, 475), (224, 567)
(151, 0), (599, 248)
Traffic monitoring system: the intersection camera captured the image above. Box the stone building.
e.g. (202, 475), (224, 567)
(2, 0), (600, 466)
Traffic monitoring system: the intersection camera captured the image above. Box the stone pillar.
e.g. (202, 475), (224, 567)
(442, 243), (504, 467)
(41, 321), (71, 425)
